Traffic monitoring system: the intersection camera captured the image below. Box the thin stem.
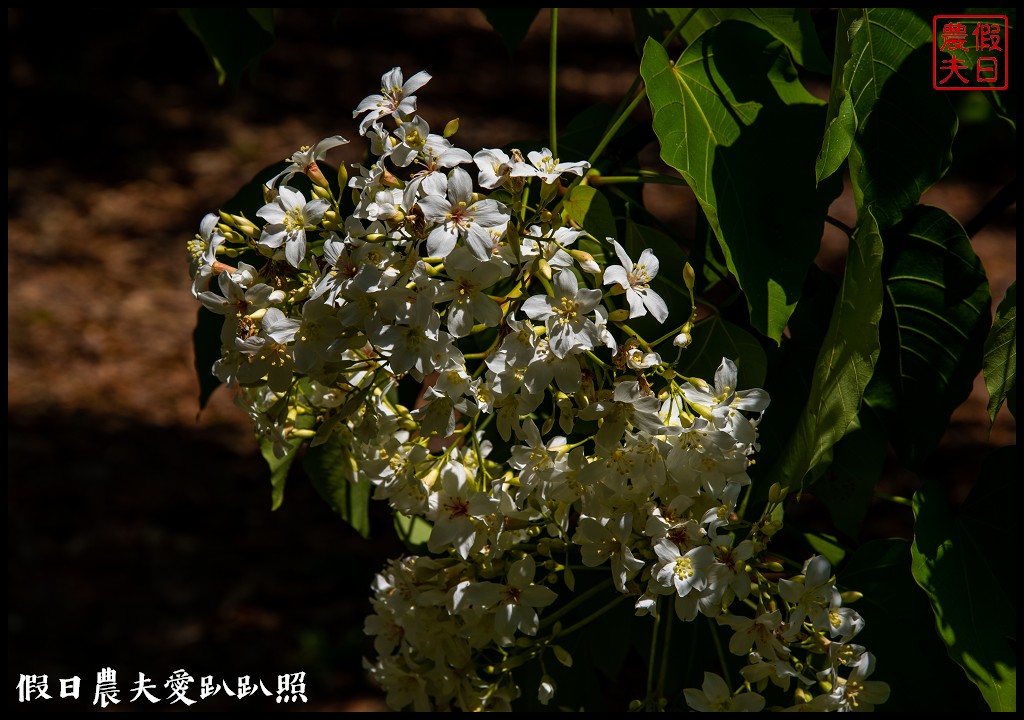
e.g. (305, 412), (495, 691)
(596, 6), (699, 151)
(589, 173), (689, 186)
(707, 615), (731, 690)
(655, 601), (675, 702)
(539, 577), (614, 629)
(552, 594), (625, 638)
(586, 91), (646, 167)
(548, 8), (559, 158)
(665, 7), (701, 48)
(613, 320), (653, 352)
(646, 602), (661, 700)
(825, 214), (854, 237)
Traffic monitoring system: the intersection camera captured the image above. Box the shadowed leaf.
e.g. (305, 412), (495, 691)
(641, 25), (839, 342)
(911, 446), (1017, 711)
(984, 281), (1016, 426)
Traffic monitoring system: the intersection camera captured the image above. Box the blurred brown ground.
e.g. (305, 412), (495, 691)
(8, 8), (1015, 712)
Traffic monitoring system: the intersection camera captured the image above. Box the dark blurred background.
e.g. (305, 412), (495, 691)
(8, 7), (1014, 712)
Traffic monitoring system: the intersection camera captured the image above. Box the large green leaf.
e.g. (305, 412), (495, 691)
(179, 8), (276, 88)
(813, 404), (886, 540)
(984, 281), (1016, 426)
(911, 446), (1017, 711)
(563, 184), (617, 242)
(749, 265), (838, 498)
(815, 8), (861, 183)
(844, 8), (958, 229)
(303, 440), (372, 538)
(769, 211), (883, 491)
(840, 539), (987, 712)
(641, 25), (839, 342)
(866, 206), (991, 467)
(648, 8), (830, 73)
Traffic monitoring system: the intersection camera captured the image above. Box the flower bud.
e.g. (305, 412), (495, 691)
(537, 257), (553, 281)
(421, 467), (440, 491)
(840, 590), (863, 604)
(569, 248), (601, 274)
(683, 261), (695, 291)
(443, 117), (460, 138)
(306, 161), (330, 189)
(608, 308), (630, 322)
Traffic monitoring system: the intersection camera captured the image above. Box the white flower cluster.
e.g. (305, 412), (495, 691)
(187, 67), (888, 712)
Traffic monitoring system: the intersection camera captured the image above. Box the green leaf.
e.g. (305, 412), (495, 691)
(844, 8), (957, 228)
(259, 435), (300, 511)
(192, 306), (223, 411)
(677, 316), (767, 390)
(393, 512), (432, 551)
(749, 266), (838, 497)
(641, 25), (839, 342)
(302, 441), (372, 539)
(479, 8), (541, 55)
(840, 539), (987, 712)
(804, 531), (846, 566)
(990, 88), (1016, 131)
(911, 447), (1017, 711)
(984, 281), (1016, 426)
(656, 8), (831, 73)
(813, 404), (887, 539)
(866, 206), (991, 467)
(562, 184), (617, 242)
(770, 211), (883, 491)
(815, 8), (861, 183)
(179, 8), (276, 89)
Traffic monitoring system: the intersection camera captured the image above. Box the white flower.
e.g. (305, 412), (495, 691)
(652, 537), (714, 599)
(572, 514), (645, 593)
(473, 148), (514, 189)
(461, 556), (558, 645)
(353, 67), (432, 135)
(682, 357), (770, 417)
(626, 347), (661, 370)
(521, 269), (604, 359)
(510, 147), (590, 184)
(264, 135), (348, 189)
(718, 609), (790, 660)
(187, 212), (225, 296)
(425, 461), (494, 559)
(602, 240), (669, 323)
(256, 186), (329, 268)
(778, 555), (835, 640)
(684, 672), (765, 712)
(419, 167), (510, 260)
(436, 248), (503, 337)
